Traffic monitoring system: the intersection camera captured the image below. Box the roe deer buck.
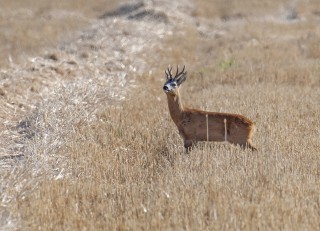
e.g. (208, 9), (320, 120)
(163, 65), (256, 152)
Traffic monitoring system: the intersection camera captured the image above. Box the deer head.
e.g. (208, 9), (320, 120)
(163, 65), (187, 94)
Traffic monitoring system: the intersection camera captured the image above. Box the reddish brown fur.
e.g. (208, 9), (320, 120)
(165, 87), (256, 152)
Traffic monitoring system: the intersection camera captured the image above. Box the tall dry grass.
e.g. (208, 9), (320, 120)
(1, 0), (320, 230)
(14, 81), (320, 230)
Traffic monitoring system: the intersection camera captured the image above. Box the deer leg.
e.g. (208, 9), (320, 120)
(184, 140), (194, 154)
(228, 137), (256, 151)
(246, 140), (257, 151)
(237, 141), (257, 151)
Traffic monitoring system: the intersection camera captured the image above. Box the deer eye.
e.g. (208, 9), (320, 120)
(170, 83), (177, 87)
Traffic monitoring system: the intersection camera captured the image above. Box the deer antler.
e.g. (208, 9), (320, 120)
(174, 65), (186, 79)
(165, 66), (173, 80)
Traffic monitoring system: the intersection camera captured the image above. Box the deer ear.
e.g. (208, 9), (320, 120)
(177, 72), (187, 86)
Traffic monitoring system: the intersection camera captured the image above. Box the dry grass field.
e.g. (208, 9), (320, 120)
(1, 0), (320, 230)
(0, 0), (121, 68)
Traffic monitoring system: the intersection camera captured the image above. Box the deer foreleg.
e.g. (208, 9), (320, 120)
(184, 140), (194, 153)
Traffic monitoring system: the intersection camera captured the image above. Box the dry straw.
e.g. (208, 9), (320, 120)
(1, 0), (320, 230)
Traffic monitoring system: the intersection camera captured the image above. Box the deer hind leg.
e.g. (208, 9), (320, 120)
(229, 138), (257, 151)
(237, 140), (257, 151)
(246, 139), (257, 151)
(247, 125), (257, 151)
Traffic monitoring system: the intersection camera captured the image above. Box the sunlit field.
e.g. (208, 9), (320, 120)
(1, 0), (320, 230)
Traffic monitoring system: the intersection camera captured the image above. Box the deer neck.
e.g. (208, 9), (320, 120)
(166, 89), (184, 125)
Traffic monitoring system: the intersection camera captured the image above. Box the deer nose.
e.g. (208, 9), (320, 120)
(163, 86), (169, 91)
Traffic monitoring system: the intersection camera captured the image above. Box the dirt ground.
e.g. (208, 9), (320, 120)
(1, 0), (320, 230)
